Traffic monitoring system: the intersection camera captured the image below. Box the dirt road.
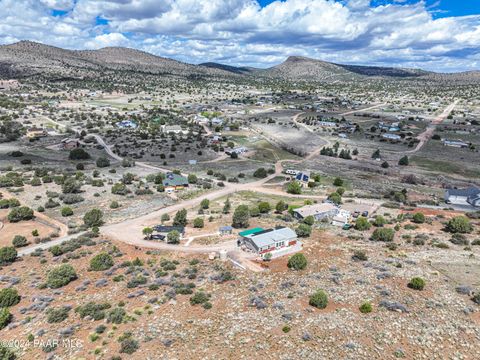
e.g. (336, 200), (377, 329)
(32, 112), (323, 257)
(404, 100), (458, 154)
(340, 103), (387, 116)
(383, 100), (458, 156)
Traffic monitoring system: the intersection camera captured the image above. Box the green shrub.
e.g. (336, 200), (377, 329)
(408, 277), (425, 291)
(359, 301), (373, 313)
(111, 183), (129, 195)
(352, 250), (368, 261)
(193, 217), (204, 228)
(287, 253), (307, 270)
(412, 212), (425, 224)
(46, 306), (70, 323)
(371, 228), (395, 242)
(253, 167), (267, 178)
(282, 325), (291, 333)
(286, 181), (302, 195)
(46, 264), (77, 289)
(373, 215), (386, 227)
(0, 288), (20, 307)
(472, 293), (480, 305)
(0, 343), (16, 359)
(309, 290), (328, 309)
(0, 307), (12, 330)
(446, 216), (473, 234)
(12, 235), (28, 248)
(0, 247), (17, 265)
(89, 253), (114, 271)
(258, 201), (271, 213)
(69, 148), (90, 160)
(7, 206), (34, 222)
(107, 308), (126, 324)
(295, 224), (312, 238)
(75, 302), (111, 320)
(333, 177), (343, 186)
(355, 217), (371, 231)
(61, 206), (74, 217)
(232, 205), (249, 228)
(96, 157), (110, 168)
(190, 291), (210, 305)
(166, 230), (180, 244)
(83, 208), (104, 227)
(173, 209), (188, 226)
(119, 338), (139, 354)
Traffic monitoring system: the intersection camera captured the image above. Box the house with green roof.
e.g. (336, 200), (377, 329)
(163, 173), (189, 193)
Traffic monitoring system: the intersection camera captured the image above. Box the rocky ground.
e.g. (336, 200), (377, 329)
(1, 211), (479, 359)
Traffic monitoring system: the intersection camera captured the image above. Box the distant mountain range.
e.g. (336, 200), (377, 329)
(0, 41), (478, 83)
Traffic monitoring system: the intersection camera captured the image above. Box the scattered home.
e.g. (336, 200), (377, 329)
(188, 160), (197, 165)
(116, 120), (137, 129)
(382, 133), (401, 141)
(445, 187), (480, 207)
(60, 138), (80, 150)
(161, 125), (189, 135)
(239, 227), (302, 259)
(285, 169), (299, 176)
(211, 117), (224, 126)
(442, 139), (469, 148)
(26, 127), (48, 139)
(219, 226), (233, 235)
(318, 121), (337, 127)
(225, 146), (247, 155)
(207, 134), (222, 145)
(331, 209), (352, 226)
(162, 173), (189, 193)
(338, 133), (348, 139)
(152, 225), (185, 241)
(293, 203), (339, 221)
(194, 114), (209, 124)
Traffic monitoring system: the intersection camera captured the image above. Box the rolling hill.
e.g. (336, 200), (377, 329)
(0, 41), (478, 83)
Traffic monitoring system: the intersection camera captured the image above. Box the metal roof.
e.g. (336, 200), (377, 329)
(162, 173), (189, 187)
(245, 227), (297, 249)
(239, 227), (264, 237)
(294, 203), (338, 218)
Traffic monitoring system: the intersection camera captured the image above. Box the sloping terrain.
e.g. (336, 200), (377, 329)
(0, 41), (479, 84)
(0, 41), (237, 80)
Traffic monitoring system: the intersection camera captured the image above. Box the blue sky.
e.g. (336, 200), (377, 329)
(1, 0), (480, 72)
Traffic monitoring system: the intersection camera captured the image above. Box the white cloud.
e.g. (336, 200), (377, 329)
(40, 0), (74, 11)
(0, 0), (479, 71)
(84, 32), (130, 49)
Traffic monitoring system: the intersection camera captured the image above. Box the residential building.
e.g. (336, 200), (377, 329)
(162, 173), (189, 193)
(443, 139), (469, 148)
(219, 226), (233, 235)
(382, 133), (402, 141)
(445, 187), (480, 207)
(293, 203), (339, 221)
(25, 127), (47, 139)
(161, 125), (189, 135)
(60, 138), (80, 150)
(116, 120), (137, 129)
(318, 121), (337, 127)
(239, 227), (301, 259)
(225, 146), (247, 155)
(331, 209), (352, 226)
